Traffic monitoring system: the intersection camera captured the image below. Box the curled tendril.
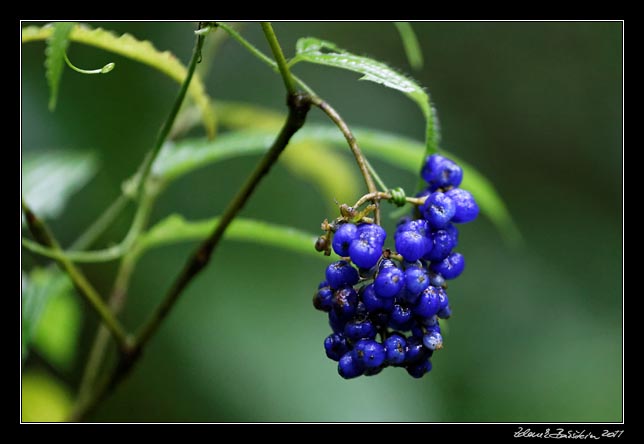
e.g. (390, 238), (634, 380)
(388, 187), (407, 207)
(64, 51), (115, 75)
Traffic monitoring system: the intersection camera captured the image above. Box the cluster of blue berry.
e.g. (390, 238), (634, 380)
(313, 154), (478, 379)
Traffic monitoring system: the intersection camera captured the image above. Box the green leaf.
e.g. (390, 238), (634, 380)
(23, 23), (217, 138)
(45, 22), (74, 111)
(21, 268), (74, 362)
(290, 37), (439, 156)
(22, 371), (73, 422)
(22, 149), (98, 221)
(394, 22), (424, 70)
(139, 214), (329, 261)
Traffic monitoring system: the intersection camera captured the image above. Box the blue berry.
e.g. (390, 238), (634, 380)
(395, 228), (431, 262)
(446, 188), (479, 223)
(406, 359), (432, 378)
(428, 271), (446, 288)
(313, 286), (334, 312)
(344, 319), (377, 341)
(424, 229), (457, 262)
(389, 303), (414, 330)
(324, 333), (350, 361)
(361, 283), (394, 313)
(423, 331), (444, 351)
(332, 223), (358, 257)
(384, 334), (407, 365)
(332, 286), (359, 319)
(421, 154), (463, 189)
(326, 260), (359, 289)
(374, 266), (405, 299)
(357, 223), (387, 244)
(338, 352), (364, 379)
(353, 339), (386, 369)
(422, 192), (456, 229)
(404, 267), (430, 296)
(328, 309), (347, 334)
(349, 237), (383, 270)
(413, 286), (441, 319)
(437, 305), (452, 319)
(431, 252), (465, 280)
(405, 336), (432, 364)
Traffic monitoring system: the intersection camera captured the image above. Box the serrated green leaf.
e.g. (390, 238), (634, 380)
(21, 268), (74, 362)
(290, 37), (439, 156)
(45, 22), (74, 111)
(22, 149), (98, 222)
(22, 371), (73, 422)
(394, 22), (424, 70)
(138, 214), (329, 261)
(23, 23), (216, 138)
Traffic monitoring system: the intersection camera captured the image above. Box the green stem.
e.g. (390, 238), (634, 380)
(365, 158), (388, 192)
(260, 23), (297, 95)
(22, 199), (130, 351)
(134, 26), (206, 202)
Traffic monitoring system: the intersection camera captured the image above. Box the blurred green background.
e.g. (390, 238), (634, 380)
(21, 21), (622, 422)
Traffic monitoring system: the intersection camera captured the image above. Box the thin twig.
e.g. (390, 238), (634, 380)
(310, 97), (380, 223)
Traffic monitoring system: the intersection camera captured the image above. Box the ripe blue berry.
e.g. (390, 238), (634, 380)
(357, 223), (387, 244)
(324, 333), (350, 361)
(361, 283), (394, 313)
(413, 286), (441, 319)
(421, 154), (463, 189)
(404, 267), (430, 296)
(424, 228), (457, 262)
(338, 352), (365, 379)
(349, 237), (383, 270)
(332, 223), (358, 257)
(326, 260), (359, 289)
(332, 286), (359, 320)
(437, 305), (452, 319)
(353, 339), (386, 369)
(423, 331), (444, 351)
(374, 266), (405, 299)
(405, 336), (432, 364)
(422, 192), (456, 229)
(406, 359), (433, 378)
(389, 303), (414, 330)
(431, 252), (465, 280)
(384, 334), (407, 365)
(344, 319), (377, 341)
(313, 286), (334, 312)
(395, 228), (431, 262)
(445, 188), (479, 223)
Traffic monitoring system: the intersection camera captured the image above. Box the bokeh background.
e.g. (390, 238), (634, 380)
(21, 21), (623, 422)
